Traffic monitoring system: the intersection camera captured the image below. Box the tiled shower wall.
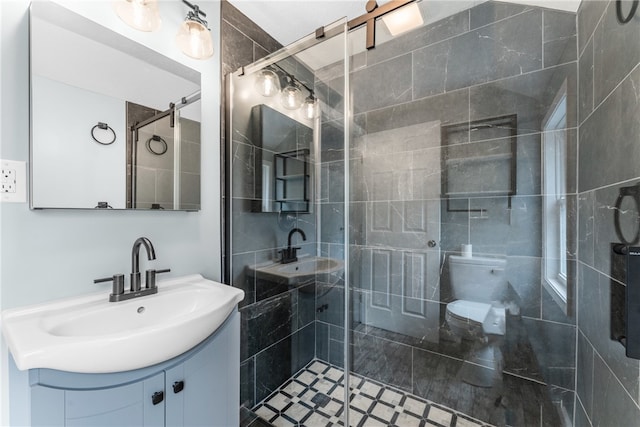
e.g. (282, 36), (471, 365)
(576, 1), (640, 425)
(315, 1), (579, 424)
(221, 1), (320, 410)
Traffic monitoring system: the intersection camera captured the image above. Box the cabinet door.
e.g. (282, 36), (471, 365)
(166, 313), (240, 427)
(64, 372), (165, 427)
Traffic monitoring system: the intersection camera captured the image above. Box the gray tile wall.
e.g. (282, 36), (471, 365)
(314, 1), (579, 425)
(576, 1), (640, 425)
(222, 2), (319, 410)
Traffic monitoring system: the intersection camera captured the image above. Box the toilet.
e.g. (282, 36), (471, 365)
(445, 255), (508, 341)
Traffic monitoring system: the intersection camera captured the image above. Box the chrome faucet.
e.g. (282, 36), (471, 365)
(94, 237), (170, 302)
(280, 228), (306, 264)
(131, 237), (156, 292)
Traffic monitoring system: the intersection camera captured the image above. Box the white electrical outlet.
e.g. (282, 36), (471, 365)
(0, 160), (27, 203)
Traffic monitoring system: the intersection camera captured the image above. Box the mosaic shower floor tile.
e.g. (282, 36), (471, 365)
(252, 359), (494, 427)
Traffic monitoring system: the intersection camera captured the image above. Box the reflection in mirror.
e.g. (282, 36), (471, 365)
(30, 2), (201, 210)
(251, 105), (312, 213)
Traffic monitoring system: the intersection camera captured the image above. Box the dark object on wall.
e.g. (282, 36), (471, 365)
(441, 115), (518, 213)
(250, 104), (313, 213)
(614, 182), (640, 244)
(95, 201), (114, 209)
(612, 244), (640, 359)
(91, 122), (116, 145)
(146, 135), (168, 155)
(617, 0), (639, 24)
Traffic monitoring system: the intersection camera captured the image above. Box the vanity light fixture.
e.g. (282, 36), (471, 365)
(255, 68), (281, 97)
(175, 0), (214, 60)
(114, 0), (162, 32)
(254, 64), (317, 119)
(302, 93), (317, 120)
(280, 77), (305, 110)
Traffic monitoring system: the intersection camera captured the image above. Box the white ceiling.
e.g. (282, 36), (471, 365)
(227, 0), (581, 47)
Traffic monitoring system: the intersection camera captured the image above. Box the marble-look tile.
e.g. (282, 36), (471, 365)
(221, 1), (282, 54)
(367, 10), (469, 66)
(577, 331), (594, 418)
(316, 321), (329, 362)
(241, 292), (294, 360)
(541, 285), (575, 325)
(320, 120), (345, 163)
(578, 191), (595, 266)
(593, 183), (635, 283)
(241, 357), (255, 409)
(221, 20), (255, 75)
(254, 323), (315, 404)
(522, 318), (576, 390)
(351, 53), (413, 114)
(231, 141), (256, 200)
(320, 203), (345, 245)
(506, 256), (542, 318)
(469, 1), (532, 30)
(233, 252), (256, 307)
(578, 263), (640, 403)
(575, 399), (593, 427)
(350, 330), (413, 392)
(469, 62), (577, 135)
(365, 88), (469, 134)
(593, 0), (640, 106)
(579, 38), (594, 125)
(543, 10), (578, 68)
(316, 283), (345, 328)
(413, 10), (542, 97)
(591, 352), (640, 427)
(577, 0), (607, 54)
(579, 66), (640, 192)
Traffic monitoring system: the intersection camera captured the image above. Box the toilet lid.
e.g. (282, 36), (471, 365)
(447, 300), (492, 323)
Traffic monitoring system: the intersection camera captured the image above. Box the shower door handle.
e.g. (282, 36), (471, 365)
(428, 240), (437, 248)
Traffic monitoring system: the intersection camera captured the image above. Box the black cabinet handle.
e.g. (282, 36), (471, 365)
(152, 391), (164, 405)
(173, 380), (185, 394)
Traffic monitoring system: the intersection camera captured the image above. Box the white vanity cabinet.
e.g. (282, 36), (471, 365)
(10, 311), (240, 427)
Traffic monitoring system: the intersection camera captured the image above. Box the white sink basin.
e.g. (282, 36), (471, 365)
(1, 274), (244, 373)
(246, 256), (344, 286)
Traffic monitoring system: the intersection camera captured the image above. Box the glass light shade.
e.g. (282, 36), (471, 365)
(114, 0), (161, 32)
(280, 83), (304, 110)
(176, 19), (214, 60)
(302, 96), (317, 120)
(382, 3), (424, 36)
(255, 69), (281, 97)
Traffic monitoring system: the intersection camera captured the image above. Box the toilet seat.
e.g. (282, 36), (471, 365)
(446, 300), (492, 323)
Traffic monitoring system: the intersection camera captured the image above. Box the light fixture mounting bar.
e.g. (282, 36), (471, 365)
(347, 0), (417, 49)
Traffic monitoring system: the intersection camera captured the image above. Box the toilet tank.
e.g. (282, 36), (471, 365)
(449, 255), (507, 302)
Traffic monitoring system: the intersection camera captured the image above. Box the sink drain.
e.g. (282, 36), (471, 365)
(137, 306), (145, 314)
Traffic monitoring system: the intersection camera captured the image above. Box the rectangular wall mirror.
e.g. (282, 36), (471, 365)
(29, 2), (202, 210)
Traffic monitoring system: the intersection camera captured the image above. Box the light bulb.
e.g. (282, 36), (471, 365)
(176, 19), (214, 59)
(114, 0), (161, 32)
(254, 69), (280, 97)
(382, 2), (424, 36)
(280, 83), (304, 110)
(302, 95), (317, 120)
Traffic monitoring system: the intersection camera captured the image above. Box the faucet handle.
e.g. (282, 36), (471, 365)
(94, 274), (125, 297)
(145, 268), (171, 289)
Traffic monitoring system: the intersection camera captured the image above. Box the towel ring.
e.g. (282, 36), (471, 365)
(146, 135), (168, 156)
(614, 183), (640, 245)
(91, 122), (116, 145)
(617, 0), (639, 24)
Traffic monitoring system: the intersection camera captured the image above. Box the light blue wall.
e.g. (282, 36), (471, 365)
(0, 0), (222, 423)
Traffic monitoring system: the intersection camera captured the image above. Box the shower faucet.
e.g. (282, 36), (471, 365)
(280, 228), (306, 264)
(94, 237), (170, 302)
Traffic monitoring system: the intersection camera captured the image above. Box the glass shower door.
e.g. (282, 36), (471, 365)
(227, 19), (351, 426)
